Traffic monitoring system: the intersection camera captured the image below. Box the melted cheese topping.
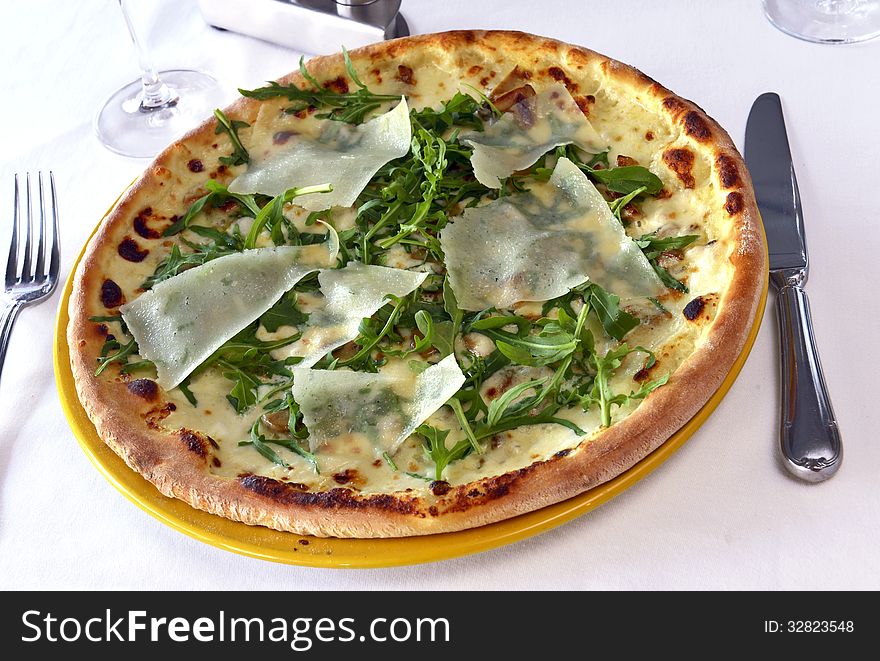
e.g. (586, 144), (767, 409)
(463, 83), (604, 188)
(120, 242), (335, 389)
(229, 99), (411, 211)
(441, 157), (663, 310)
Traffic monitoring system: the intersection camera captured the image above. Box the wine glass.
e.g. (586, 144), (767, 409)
(95, 0), (226, 158)
(764, 0), (880, 43)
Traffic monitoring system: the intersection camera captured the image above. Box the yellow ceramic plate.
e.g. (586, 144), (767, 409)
(54, 198), (768, 568)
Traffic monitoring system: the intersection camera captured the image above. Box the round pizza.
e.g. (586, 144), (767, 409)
(68, 30), (764, 538)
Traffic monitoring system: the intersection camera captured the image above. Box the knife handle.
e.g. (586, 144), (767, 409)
(776, 284), (842, 482)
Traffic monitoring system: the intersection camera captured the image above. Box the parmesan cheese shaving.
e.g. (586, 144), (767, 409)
(228, 98), (411, 211)
(120, 241), (337, 389)
(278, 262), (428, 367)
(462, 83), (605, 188)
(292, 354), (465, 455)
(440, 157), (664, 310)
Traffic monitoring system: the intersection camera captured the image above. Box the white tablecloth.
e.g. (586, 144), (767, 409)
(1, 0), (877, 590)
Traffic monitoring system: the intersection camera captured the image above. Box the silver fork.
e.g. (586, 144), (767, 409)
(1, 172), (61, 380)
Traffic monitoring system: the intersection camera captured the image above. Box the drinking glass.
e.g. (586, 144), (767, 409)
(95, 0), (226, 157)
(764, 0), (880, 43)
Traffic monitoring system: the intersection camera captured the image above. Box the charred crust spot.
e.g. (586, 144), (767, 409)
(133, 211), (162, 240)
(724, 191), (744, 216)
(683, 111), (711, 142)
(144, 403), (176, 429)
(467, 489), (480, 498)
(96, 323), (109, 337)
(430, 480), (451, 496)
(118, 237), (148, 262)
(716, 155), (742, 189)
(546, 66), (577, 92)
(324, 76), (349, 94)
(683, 296), (707, 321)
(396, 65), (415, 85)
(238, 475), (422, 514)
(617, 155), (638, 167)
(273, 130), (296, 145)
(126, 379), (159, 401)
(179, 429), (211, 459)
(645, 130), (655, 141)
(428, 506), (439, 516)
(298, 539), (310, 546)
(554, 449), (571, 458)
(187, 159), (204, 173)
(574, 94), (595, 117)
(441, 467), (535, 514)
(467, 64), (483, 76)
(655, 188), (673, 200)
(100, 279), (124, 308)
(663, 148), (696, 188)
(212, 457), (222, 468)
(662, 96), (688, 119)
(292, 107), (316, 119)
(332, 469), (359, 485)
(372, 459), (382, 468)
(634, 357), (661, 382)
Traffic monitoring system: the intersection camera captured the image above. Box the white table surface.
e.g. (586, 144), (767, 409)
(1, 0), (877, 591)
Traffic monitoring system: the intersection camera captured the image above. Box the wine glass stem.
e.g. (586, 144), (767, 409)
(118, 0), (177, 111)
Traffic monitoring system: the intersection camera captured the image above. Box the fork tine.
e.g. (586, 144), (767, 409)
(5, 175), (19, 286)
(34, 173), (46, 279)
(48, 172), (60, 283)
(21, 173), (33, 281)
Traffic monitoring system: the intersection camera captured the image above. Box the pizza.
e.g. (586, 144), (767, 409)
(68, 30), (764, 538)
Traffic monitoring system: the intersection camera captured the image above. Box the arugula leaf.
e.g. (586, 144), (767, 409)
(411, 309), (454, 358)
(260, 291), (310, 333)
(582, 344), (669, 427)
(94, 337), (138, 376)
(163, 180), (259, 236)
(178, 377), (198, 407)
(588, 166), (662, 195)
(560, 145), (662, 195)
(213, 109), (250, 166)
(491, 325), (578, 367)
(226, 369), (260, 413)
(239, 420), (318, 472)
(636, 232), (700, 293)
(239, 55), (401, 125)
(485, 378), (547, 429)
(586, 284), (640, 341)
(243, 184), (333, 249)
(144, 226), (245, 288)
(443, 277), (463, 336)
(609, 185), (647, 221)
(447, 398), (481, 454)
(376, 127), (448, 250)
(636, 233), (700, 258)
(243, 421), (289, 467)
(417, 425), (473, 481)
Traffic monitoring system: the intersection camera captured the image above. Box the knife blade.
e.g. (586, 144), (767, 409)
(745, 92), (841, 482)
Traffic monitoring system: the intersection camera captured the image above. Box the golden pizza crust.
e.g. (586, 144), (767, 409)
(68, 30), (764, 538)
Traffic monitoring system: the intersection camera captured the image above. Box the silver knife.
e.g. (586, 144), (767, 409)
(745, 92), (841, 482)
